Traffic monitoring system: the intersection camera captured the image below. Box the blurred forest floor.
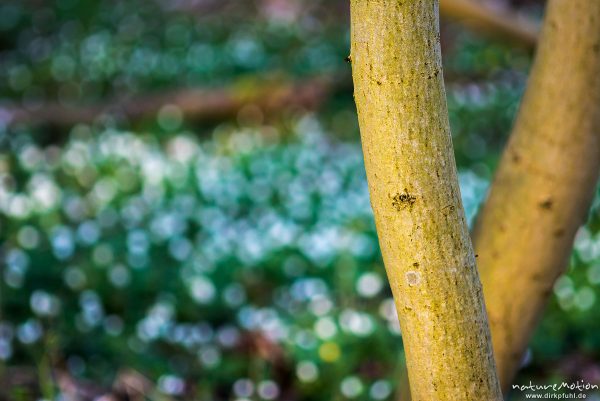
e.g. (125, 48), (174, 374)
(1, 1), (599, 400)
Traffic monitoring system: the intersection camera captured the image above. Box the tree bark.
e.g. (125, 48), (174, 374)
(350, 1), (502, 400)
(473, 0), (600, 392)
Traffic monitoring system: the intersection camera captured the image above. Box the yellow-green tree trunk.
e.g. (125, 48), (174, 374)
(474, 0), (600, 391)
(350, 1), (502, 399)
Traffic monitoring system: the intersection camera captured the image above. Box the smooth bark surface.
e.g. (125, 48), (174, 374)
(350, 1), (502, 400)
(473, 0), (600, 391)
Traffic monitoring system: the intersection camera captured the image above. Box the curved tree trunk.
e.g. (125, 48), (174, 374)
(350, 1), (502, 400)
(473, 0), (600, 392)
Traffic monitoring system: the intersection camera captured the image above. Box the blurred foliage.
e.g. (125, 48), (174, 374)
(0, 0), (599, 400)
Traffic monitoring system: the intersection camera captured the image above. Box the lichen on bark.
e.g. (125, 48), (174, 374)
(350, 1), (502, 399)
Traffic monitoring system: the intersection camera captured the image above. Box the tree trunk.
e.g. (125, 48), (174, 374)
(350, 1), (502, 400)
(473, 0), (600, 392)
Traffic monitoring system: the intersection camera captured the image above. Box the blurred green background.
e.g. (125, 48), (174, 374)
(0, 0), (599, 400)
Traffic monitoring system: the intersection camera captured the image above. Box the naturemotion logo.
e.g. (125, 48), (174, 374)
(512, 380), (599, 399)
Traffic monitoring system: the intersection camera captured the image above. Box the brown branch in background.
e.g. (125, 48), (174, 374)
(0, 1), (540, 130)
(440, 0), (540, 50)
(1, 76), (335, 129)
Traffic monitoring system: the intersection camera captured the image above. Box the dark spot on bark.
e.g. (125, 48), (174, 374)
(511, 152), (521, 164)
(475, 254), (479, 258)
(345, 55), (352, 63)
(553, 228), (565, 237)
(531, 272), (543, 281)
(441, 204), (455, 215)
(427, 69), (440, 79)
(413, 262), (419, 268)
(391, 189), (416, 211)
(539, 198), (553, 210)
